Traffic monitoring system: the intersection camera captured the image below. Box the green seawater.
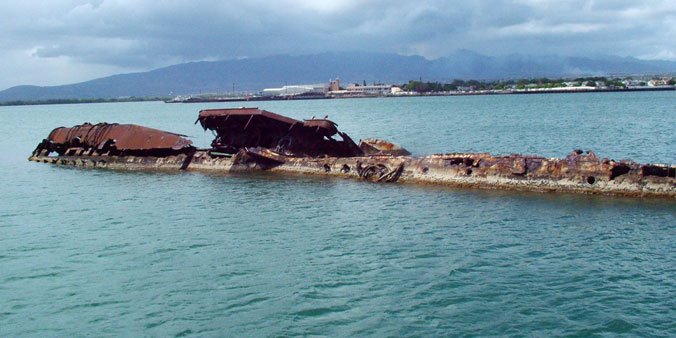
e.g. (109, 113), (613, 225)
(1, 92), (674, 336)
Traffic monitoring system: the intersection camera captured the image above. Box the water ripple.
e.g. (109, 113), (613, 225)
(1, 96), (674, 336)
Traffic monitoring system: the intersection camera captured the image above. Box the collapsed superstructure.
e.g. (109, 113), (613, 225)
(196, 108), (364, 158)
(29, 108), (675, 198)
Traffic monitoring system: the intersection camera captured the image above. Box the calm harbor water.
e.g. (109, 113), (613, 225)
(1, 92), (674, 336)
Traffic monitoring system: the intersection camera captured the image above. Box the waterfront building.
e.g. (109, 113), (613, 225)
(329, 83), (401, 96)
(261, 83), (329, 97)
(343, 83), (395, 95)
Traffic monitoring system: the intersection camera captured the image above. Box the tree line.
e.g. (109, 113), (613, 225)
(401, 77), (674, 93)
(0, 96), (167, 106)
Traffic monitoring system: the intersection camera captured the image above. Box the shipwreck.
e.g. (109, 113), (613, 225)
(29, 107), (675, 198)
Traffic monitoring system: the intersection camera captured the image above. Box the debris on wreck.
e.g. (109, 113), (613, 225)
(29, 108), (675, 198)
(196, 108), (363, 158)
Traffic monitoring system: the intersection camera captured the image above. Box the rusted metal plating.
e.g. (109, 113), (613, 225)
(359, 138), (411, 156)
(421, 150), (675, 182)
(196, 108), (363, 158)
(32, 123), (194, 157)
(28, 108), (675, 198)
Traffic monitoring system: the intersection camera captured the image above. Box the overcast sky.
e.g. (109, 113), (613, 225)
(1, 0), (674, 90)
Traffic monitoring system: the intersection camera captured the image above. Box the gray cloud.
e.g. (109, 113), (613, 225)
(1, 0), (674, 89)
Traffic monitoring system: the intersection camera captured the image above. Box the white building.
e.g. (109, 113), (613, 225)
(648, 79), (667, 87)
(343, 83), (394, 95)
(329, 83), (401, 96)
(261, 84), (328, 97)
(622, 79), (643, 87)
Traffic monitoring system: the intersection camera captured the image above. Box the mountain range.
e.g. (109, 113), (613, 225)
(1, 50), (675, 101)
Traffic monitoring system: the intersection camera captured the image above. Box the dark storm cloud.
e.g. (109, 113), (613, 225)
(0, 0), (674, 88)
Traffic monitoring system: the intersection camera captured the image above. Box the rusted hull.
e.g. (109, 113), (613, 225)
(28, 108), (675, 199)
(34, 123), (194, 158)
(28, 150), (675, 198)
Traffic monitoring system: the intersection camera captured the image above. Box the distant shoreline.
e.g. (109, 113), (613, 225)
(164, 85), (675, 104)
(0, 97), (165, 107)
(1, 85), (673, 107)
(420, 85), (676, 96)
